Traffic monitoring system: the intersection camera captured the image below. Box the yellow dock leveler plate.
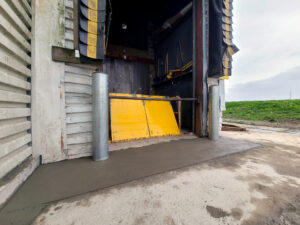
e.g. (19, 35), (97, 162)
(110, 94), (150, 142)
(110, 94), (180, 142)
(144, 96), (180, 137)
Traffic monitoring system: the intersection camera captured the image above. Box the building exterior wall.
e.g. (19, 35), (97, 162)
(12, 0), (218, 165)
(31, 0), (100, 161)
(64, 0), (75, 49)
(0, 0), (33, 178)
(31, 0), (67, 163)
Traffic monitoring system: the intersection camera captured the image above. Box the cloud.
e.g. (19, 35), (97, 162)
(227, 0), (300, 92)
(226, 67), (300, 101)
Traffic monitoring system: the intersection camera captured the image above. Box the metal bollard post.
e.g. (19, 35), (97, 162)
(92, 72), (109, 161)
(208, 85), (220, 141)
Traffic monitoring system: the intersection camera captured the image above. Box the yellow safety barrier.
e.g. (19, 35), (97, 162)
(110, 94), (180, 142)
(110, 93), (150, 142)
(144, 96), (180, 137)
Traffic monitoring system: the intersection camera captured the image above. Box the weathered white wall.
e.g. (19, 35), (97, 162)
(61, 64), (96, 159)
(64, 0), (75, 49)
(31, 0), (67, 163)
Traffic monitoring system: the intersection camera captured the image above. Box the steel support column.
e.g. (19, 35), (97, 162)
(92, 72), (109, 161)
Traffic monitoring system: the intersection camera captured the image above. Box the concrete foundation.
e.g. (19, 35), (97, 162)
(0, 137), (260, 225)
(0, 157), (39, 209)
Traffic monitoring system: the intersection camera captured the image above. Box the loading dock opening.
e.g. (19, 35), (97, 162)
(104, 0), (206, 136)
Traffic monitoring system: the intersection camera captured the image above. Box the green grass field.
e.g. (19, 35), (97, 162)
(223, 100), (300, 123)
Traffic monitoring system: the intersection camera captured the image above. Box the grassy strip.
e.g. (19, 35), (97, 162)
(223, 100), (300, 123)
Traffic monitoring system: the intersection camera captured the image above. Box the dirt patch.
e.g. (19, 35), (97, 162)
(224, 119), (300, 130)
(206, 205), (230, 218)
(231, 208), (243, 220)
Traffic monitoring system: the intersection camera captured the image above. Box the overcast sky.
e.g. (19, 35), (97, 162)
(226, 0), (300, 101)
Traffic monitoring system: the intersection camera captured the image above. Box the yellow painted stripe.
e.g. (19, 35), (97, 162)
(87, 45), (96, 58)
(225, 0), (230, 10)
(220, 75), (229, 80)
(166, 61), (193, 79)
(87, 32), (97, 46)
(224, 54), (229, 68)
(225, 17), (230, 24)
(228, 46), (235, 56)
(225, 23), (230, 32)
(225, 31), (230, 44)
(220, 54), (230, 79)
(86, 5), (98, 59)
(224, 67), (229, 77)
(224, 0), (230, 45)
(225, 0), (230, 46)
(87, 17), (98, 34)
(88, 0), (98, 10)
(221, 0), (234, 80)
(88, 8), (98, 21)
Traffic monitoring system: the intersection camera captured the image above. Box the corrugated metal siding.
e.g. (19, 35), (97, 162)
(62, 64), (96, 159)
(0, 0), (32, 178)
(65, 0), (74, 49)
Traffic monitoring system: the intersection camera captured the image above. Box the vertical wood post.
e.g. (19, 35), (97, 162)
(194, 0), (209, 137)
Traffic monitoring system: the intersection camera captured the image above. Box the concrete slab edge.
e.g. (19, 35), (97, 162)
(44, 144), (263, 207)
(0, 157), (40, 209)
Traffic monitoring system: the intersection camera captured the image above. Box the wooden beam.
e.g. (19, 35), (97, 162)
(65, 83), (92, 95)
(67, 133), (92, 144)
(52, 46), (154, 65)
(105, 52), (154, 64)
(66, 105), (92, 114)
(66, 113), (92, 124)
(66, 123), (92, 135)
(106, 45), (154, 64)
(65, 65), (94, 76)
(52, 46), (103, 66)
(65, 73), (92, 85)
(52, 46), (80, 64)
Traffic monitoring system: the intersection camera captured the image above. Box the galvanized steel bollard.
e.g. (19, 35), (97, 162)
(92, 72), (109, 161)
(208, 85), (220, 141)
